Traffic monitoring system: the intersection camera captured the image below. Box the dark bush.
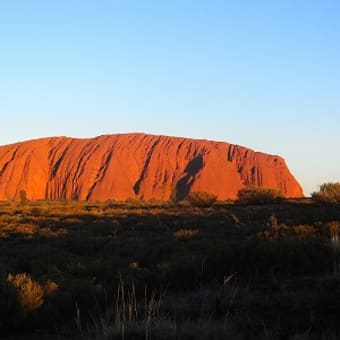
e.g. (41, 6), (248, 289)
(237, 187), (284, 204)
(31, 207), (42, 217)
(311, 182), (340, 204)
(186, 191), (217, 207)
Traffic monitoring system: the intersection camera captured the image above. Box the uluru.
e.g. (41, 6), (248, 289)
(0, 133), (303, 201)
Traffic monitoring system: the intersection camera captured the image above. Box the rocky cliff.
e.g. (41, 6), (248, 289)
(0, 133), (303, 200)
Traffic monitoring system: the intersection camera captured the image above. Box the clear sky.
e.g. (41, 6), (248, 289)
(0, 0), (339, 195)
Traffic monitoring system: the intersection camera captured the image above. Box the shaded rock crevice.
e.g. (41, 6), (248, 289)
(133, 138), (161, 195)
(175, 155), (204, 201)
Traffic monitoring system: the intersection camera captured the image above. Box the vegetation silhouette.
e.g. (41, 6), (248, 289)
(311, 182), (340, 204)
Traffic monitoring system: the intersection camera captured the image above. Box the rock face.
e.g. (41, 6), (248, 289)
(0, 133), (303, 201)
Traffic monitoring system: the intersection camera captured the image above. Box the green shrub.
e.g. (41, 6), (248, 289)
(237, 187), (284, 204)
(186, 191), (217, 207)
(311, 182), (340, 204)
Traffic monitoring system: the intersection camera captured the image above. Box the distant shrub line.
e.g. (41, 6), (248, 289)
(186, 191), (217, 207)
(311, 182), (340, 204)
(13, 182), (340, 207)
(236, 187), (284, 204)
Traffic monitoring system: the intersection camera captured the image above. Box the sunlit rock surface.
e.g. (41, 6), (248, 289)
(0, 133), (303, 200)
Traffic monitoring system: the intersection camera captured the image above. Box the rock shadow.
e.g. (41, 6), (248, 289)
(175, 155), (203, 201)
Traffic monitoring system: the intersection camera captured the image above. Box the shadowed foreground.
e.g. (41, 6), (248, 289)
(1, 199), (340, 339)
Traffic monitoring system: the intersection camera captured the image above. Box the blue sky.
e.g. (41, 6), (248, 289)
(0, 0), (339, 195)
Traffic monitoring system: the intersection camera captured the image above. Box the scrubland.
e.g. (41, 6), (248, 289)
(1, 197), (340, 339)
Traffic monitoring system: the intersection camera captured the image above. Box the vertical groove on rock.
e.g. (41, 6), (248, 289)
(86, 148), (114, 200)
(133, 138), (161, 196)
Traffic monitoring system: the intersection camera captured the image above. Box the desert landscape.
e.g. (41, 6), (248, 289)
(1, 134), (340, 339)
(1, 1), (339, 338)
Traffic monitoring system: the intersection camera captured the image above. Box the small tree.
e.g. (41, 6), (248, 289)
(311, 182), (340, 204)
(19, 190), (28, 204)
(237, 187), (284, 204)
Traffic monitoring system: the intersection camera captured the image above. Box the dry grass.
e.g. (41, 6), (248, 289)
(173, 228), (199, 240)
(0, 199), (340, 338)
(186, 191), (217, 207)
(7, 273), (44, 313)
